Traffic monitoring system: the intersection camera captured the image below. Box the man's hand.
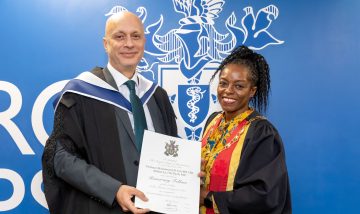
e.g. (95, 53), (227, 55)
(116, 185), (150, 213)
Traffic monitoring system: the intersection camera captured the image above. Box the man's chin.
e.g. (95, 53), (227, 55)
(119, 59), (141, 67)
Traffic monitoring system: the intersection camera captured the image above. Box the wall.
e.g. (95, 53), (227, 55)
(0, 0), (359, 213)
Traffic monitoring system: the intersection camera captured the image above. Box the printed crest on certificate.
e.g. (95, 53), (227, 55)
(135, 130), (201, 214)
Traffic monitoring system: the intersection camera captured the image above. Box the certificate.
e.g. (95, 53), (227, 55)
(135, 130), (201, 214)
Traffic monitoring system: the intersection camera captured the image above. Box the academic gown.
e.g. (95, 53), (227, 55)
(203, 111), (292, 214)
(42, 67), (177, 214)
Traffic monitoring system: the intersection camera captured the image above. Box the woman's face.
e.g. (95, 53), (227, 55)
(217, 63), (257, 121)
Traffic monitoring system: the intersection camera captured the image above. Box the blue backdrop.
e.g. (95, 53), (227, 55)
(1, 0), (359, 213)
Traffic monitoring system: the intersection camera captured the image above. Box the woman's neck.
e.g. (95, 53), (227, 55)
(224, 107), (251, 122)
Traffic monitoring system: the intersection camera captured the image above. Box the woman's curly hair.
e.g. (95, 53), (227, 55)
(210, 45), (271, 113)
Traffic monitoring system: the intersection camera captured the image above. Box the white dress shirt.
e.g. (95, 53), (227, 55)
(107, 63), (155, 132)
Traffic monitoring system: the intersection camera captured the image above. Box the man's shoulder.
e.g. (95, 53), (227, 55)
(154, 85), (167, 94)
(59, 93), (82, 108)
(154, 85), (170, 96)
(152, 86), (171, 104)
(89, 66), (105, 78)
(55, 67), (113, 109)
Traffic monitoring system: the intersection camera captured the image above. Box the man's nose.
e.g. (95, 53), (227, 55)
(124, 36), (134, 47)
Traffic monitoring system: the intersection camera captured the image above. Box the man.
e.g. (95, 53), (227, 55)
(42, 12), (177, 214)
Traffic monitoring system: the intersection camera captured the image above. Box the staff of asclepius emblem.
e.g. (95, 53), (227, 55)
(186, 86), (206, 123)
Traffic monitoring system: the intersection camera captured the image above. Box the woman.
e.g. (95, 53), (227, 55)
(200, 46), (291, 214)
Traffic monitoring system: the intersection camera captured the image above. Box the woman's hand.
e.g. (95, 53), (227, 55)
(200, 187), (210, 206)
(199, 158), (208, 206)
(198, 158), (207, 185)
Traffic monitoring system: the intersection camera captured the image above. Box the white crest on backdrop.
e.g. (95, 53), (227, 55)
(105, 0), (284, 140)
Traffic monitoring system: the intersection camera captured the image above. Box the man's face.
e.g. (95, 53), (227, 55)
(103, 13), (145, 76)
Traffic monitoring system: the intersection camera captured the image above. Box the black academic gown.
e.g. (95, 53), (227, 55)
(42, 67), (177, 214)
(204, 111), (292, 214)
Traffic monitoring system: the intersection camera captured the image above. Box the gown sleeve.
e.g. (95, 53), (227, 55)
(42, 94), (121, 211)
(54, 142), (121, 206)
(212, 119), (291, 214)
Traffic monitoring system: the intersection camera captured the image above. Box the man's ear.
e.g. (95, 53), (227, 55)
(103, 37), (108, 53)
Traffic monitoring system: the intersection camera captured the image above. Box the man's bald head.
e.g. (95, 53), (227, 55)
(104, 11), (144, 38)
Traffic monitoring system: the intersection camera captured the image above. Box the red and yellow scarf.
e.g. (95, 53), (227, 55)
(200, 109), (253, 214)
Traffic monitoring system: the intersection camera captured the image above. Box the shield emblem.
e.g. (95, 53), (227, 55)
(178, 85), (209, 127)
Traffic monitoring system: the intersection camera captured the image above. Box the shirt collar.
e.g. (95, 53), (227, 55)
(107, 62), (139, 88)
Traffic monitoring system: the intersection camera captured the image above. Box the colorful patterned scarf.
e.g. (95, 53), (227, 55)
(200, 109), (254, 214)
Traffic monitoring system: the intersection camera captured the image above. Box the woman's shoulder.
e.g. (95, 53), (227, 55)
(244, 112), (285, 153)
(247, 111), (279, 135)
